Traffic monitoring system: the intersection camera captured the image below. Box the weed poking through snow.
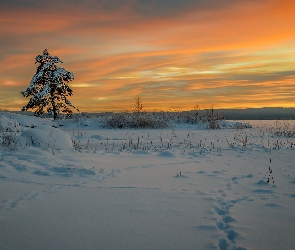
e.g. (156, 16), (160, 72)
(267, 158), (275, 185)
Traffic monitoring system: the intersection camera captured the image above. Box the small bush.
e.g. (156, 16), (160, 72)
(272, 121), (295, 137)
(1, 132), (17, 150)
(101, 112), (171, 129)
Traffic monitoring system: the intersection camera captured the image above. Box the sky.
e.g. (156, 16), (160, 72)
(0, 0), (295, 112)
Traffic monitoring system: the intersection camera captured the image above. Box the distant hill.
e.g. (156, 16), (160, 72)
(219, 108), (295, 120)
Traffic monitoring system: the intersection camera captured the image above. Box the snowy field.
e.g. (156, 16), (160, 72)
(1, 112), (295, 250)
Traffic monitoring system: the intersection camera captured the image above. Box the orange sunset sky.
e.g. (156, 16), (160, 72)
(1, 0), (295, 112)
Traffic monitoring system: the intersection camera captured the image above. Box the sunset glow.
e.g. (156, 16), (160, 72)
(1, 0), (295, 112)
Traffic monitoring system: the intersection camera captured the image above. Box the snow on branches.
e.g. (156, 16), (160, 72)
(21, 49), (77, 119)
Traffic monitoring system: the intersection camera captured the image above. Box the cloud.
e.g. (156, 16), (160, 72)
(1, 0), (295, 111)
(1, 0), (244, 14)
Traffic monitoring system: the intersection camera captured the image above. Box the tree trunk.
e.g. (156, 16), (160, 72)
(50, 90), (58, 120)
(53, 107), (58, 120)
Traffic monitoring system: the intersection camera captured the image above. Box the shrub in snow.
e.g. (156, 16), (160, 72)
(20, 49), (78, 120)
(1, 133), (17, 150)
(101, 97), (216, 129)
(219, 121), (252, 129)
(0, 114), (22, 132)
(0, 114), (19, 150)
(18, 125), (73, 150)
(0, 113), (33, 151)
(101, 112), (171, 129)
(205, 107), (222, 129)
(72, 109), (250, 130)
(95, 111), (249, 130)
(101, 97), (171, 129)
(270, 121), (295, 137)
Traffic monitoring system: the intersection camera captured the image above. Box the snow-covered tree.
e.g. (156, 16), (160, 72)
(21, 49), (77, 119)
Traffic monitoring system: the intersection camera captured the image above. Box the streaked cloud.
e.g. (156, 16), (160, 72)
(1, 0), (295, 111)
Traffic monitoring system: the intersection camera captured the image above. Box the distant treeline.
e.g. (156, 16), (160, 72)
(3, 108), (295, 120)
(84, 108), (295, 120)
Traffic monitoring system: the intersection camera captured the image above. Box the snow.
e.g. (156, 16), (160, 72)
(1, 113), (295, 250)
(18, 125), (73, 150)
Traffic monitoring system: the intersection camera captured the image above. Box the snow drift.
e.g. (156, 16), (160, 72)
(18, 125), (73, 150)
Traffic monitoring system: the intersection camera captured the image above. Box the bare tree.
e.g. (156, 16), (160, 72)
(132, 96), (144, 113)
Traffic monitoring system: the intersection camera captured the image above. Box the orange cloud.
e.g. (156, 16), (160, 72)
(1, 0), (295, 112)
